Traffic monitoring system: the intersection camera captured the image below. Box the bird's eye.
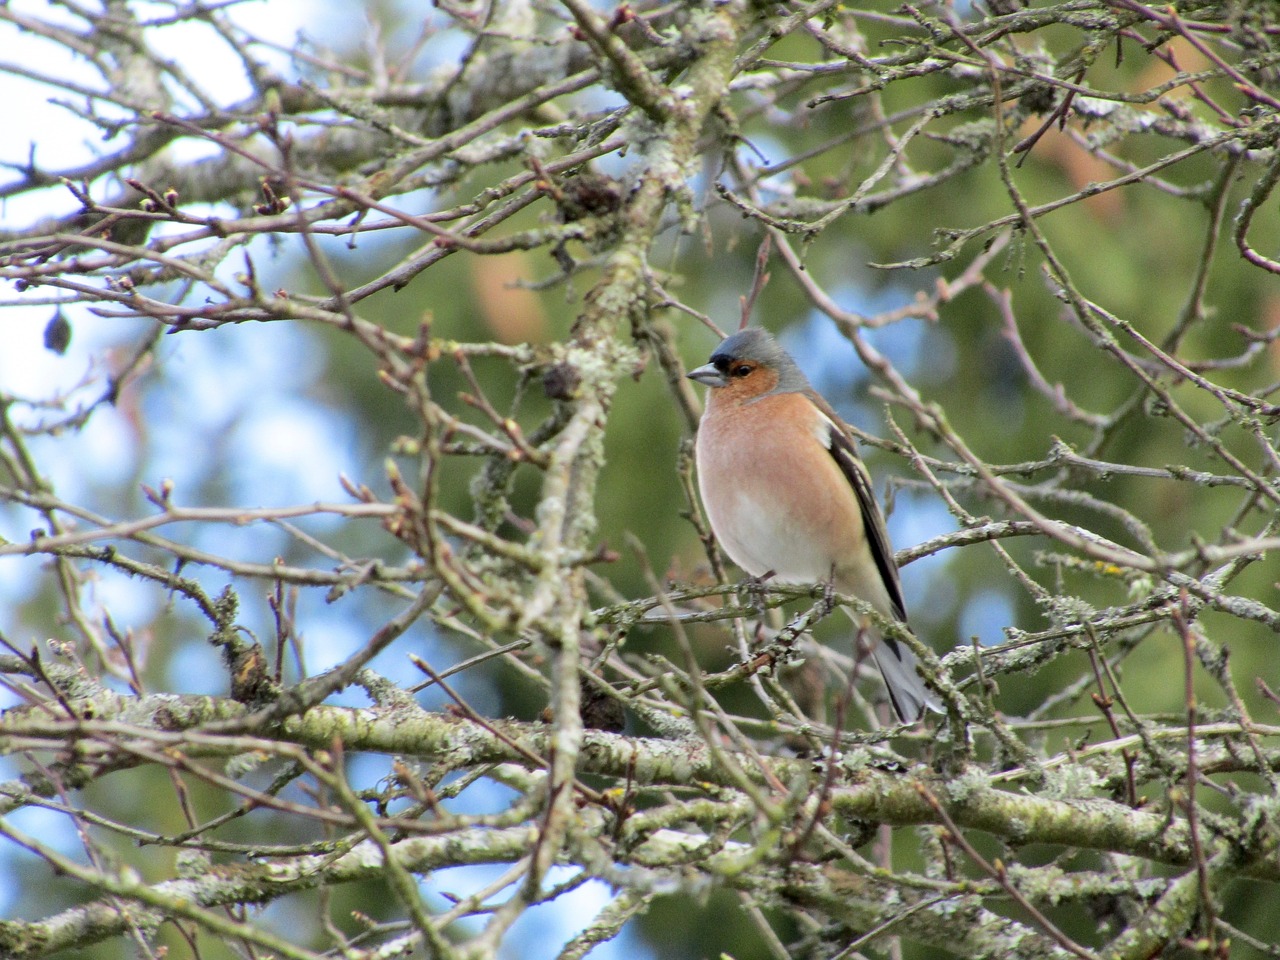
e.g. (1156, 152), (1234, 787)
(731, 363), (753, 378)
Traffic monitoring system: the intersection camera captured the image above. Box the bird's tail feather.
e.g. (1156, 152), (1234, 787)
(871, 634), (941, 723)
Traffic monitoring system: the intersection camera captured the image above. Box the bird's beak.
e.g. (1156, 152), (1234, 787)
(687, 362), (727, 387)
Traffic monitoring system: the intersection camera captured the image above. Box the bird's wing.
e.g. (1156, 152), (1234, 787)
(810, 395), (908, 623)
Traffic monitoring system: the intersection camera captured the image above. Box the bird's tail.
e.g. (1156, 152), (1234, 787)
(870, 633), (941, 723)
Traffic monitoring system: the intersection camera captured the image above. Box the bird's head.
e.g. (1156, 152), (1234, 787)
(687, 328), (810, 401)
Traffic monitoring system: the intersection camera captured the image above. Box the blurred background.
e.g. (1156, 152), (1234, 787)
(3, 0), (1280, 957)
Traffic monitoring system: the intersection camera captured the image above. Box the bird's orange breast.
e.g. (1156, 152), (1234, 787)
(695, 391), (866, 584)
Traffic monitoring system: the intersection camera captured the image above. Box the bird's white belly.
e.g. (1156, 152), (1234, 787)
(711, 490), (835, 583)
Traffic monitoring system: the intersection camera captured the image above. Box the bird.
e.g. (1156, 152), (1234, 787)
(687, 327), (937, 723)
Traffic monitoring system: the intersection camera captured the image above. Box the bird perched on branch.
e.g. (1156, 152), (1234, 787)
(687, 328), (936, 723)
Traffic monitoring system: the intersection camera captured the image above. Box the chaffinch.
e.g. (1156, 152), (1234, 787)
(687, 328), (937, 723)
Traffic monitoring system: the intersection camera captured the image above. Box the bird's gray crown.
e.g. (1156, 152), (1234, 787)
(709, 328), (811, 393)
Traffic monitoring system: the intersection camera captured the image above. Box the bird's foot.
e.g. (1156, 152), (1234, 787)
(820, 569), (838, 617)
(740, 569), (776, 617)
